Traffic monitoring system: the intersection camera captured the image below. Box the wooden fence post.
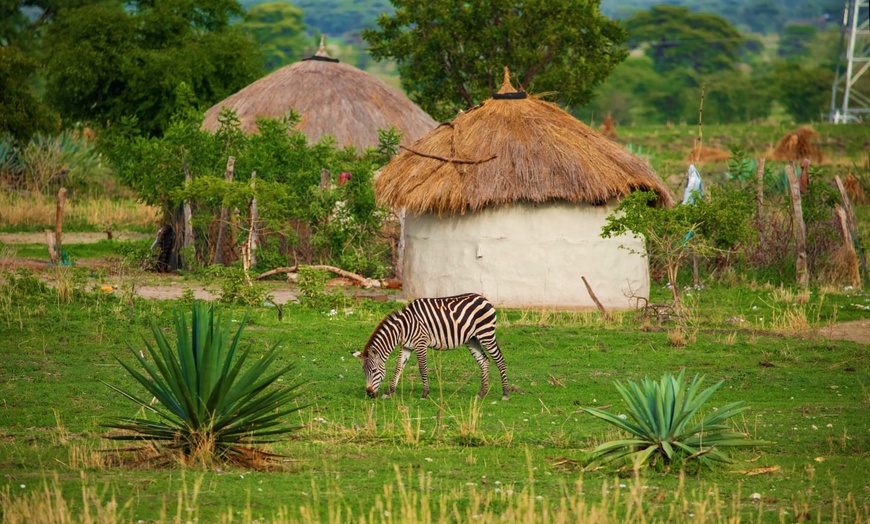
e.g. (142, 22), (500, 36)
(785, 163), (808, 287)
(45, 187), (67, 265)
(835, 174), (867, 282)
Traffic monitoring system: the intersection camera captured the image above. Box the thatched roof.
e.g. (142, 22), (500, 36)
(376, 69), (674, 216)
(201, 39), (437, 150)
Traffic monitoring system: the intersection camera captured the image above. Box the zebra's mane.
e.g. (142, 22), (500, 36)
(361, 309), (404, 359)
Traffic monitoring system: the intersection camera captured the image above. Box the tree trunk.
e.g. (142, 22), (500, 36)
(214, 156), (235, 266)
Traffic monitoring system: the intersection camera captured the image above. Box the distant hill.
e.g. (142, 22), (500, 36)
(239, 0), (845, 37)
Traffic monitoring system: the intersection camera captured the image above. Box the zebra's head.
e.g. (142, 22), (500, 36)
(352, 348), (383, 398)
(354, 311), (401, 398)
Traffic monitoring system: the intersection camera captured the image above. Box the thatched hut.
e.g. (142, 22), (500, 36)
(201, 39), (437, 149)
(376, 69), (674, 310)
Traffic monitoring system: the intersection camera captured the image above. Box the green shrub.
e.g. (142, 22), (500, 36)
(102, 302), (306, 467)
(581, 370), (766, 470)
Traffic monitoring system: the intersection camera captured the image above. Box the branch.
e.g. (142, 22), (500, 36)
(399, 145), (496, 165)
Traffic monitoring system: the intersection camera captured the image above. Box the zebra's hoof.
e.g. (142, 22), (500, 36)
(382, 393), (391, 399)
(501, 395), (509, 401)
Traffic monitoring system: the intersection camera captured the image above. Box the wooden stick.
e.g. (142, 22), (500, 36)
(55, 187), (66, 263)
(247, 171), (258, 270)
(785, 163), (808, 287)
(400, 145), (496, 165)
(835, 175), (868, 279)
(755, 157), (765, 221)
(182, 160), (194, 251)
(835, 205), (861, 287)
(214, 156), (235, 265)
(581, 276), (611, 321)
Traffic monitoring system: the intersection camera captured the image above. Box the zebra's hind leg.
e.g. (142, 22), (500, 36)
(387, 348), (412, 399)
(467, 339), (491, 399)
(477, 336), (509, 401)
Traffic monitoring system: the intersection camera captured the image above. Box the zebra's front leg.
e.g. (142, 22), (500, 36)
(386, 348), (412, 399)
(416, 346), (430, 399)
(467, 341), (490, 399)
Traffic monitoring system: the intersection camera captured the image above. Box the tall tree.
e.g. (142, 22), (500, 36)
(768, 61), (833, 123)
(42, 0), (264, 136)
(362, 0), (627, 121)
(239, 2), (307, 72)
(624, 6), (743, 75)
(0, 45), (59, 139)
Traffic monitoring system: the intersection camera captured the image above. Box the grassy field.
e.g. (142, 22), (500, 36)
(0, 273), (868, 523)
(0, 121), (868, 522)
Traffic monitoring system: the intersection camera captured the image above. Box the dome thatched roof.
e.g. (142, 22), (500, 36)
(376, 68), (674, 216)
(201, 39), (438, 149)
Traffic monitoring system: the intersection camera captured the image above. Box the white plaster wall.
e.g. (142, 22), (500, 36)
(403, 202), (648, 310)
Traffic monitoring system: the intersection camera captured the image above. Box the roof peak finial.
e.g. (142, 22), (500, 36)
(316, 35), (329, 58)
(497, 66), (513, 94)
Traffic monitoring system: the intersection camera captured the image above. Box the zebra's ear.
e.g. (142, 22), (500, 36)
(352, 351), (362, 359)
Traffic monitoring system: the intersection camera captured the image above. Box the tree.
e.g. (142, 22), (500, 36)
(239, 2), (307, 72)
(778, 25), (817, 60)
(624, 6), (744, 75)
(42, 0), (264, 136)
(362, 0), (627, 121)
(0, 45), (59, 140)
(767, 61), (833, 123)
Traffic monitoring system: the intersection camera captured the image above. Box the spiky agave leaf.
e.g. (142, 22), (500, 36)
(581, 370), (767, 469)
(102, 302), (306, 460)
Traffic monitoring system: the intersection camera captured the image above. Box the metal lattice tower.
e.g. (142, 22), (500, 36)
(830, 0), (869, 122)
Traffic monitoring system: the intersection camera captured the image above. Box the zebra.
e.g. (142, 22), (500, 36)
(352, 293), (510, 400)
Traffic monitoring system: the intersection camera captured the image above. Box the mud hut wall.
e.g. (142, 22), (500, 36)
(402, 201), (648, 309)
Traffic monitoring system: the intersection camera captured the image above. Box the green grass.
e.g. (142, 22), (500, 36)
(0, 279), (867, 523)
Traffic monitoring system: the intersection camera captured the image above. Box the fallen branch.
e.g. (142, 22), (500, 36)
(256, 266), (298, 280)
(256, 264), (382, 289)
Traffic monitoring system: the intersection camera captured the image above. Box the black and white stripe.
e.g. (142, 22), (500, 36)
(353, 293), (509, 400)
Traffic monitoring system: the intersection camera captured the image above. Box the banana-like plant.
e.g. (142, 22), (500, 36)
(582, 370), (767, 469)
(102, 303), (306, 466)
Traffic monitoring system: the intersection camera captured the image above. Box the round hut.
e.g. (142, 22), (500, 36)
(376, 69), (674, 310)
(201, 38), (437, 149)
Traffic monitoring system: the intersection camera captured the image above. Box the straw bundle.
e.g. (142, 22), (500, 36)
(686, 144), (731, 163)
(201, 40), (437, 149)
(376, 69), (674, 216)
(600, 113), (618, 140)
(769, 126), (825, 163)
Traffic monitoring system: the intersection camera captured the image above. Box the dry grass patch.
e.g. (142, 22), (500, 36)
(0, 194), (159, 231)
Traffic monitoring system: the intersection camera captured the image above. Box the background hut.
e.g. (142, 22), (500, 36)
(376, 69), (674, 310)
(201, 39), (437, 149)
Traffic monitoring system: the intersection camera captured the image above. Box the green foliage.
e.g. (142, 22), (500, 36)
(42, 0), (264, 136)
(602, 184), (756, 301)
(581, 370), (766, 469)
(778, 25), (818, 60)
(239, 2), (307, 72)
(767, 61), (834, 123)
(296, 266), (348, 311)
(363, 0), (627, 121)
(624, 6), (744, 75)
(0, 45), (60, 141)
(203, 265), (272, 308)
(102, 303), (306, 465)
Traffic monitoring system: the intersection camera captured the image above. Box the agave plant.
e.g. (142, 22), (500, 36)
(102, 303), (306, 465)
(582, 370), (766, 469)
